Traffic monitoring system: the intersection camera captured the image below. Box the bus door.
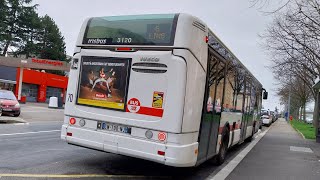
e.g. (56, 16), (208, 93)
(197, 51), (225, 164)
(240, 79), (251, 142)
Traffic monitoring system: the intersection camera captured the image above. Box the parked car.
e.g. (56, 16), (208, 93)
(270, 111), (276, 123)
(0, 90), (20, 117)
(305, 117), (313, 124)
(261, 109), (272, 126)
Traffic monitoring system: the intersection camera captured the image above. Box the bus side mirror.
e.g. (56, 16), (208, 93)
(263, 91), (268, 100)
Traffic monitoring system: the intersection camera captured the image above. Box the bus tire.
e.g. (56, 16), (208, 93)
(214, 127), (229, 165)
(246, 126), (255, 142)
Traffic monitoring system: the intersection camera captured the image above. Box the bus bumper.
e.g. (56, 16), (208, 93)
(61, 124), (198, 167)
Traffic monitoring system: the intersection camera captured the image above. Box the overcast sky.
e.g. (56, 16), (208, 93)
(33, 0), (282, 110)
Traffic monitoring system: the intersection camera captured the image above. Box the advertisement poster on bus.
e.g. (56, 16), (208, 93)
(77, 56), (131, 110)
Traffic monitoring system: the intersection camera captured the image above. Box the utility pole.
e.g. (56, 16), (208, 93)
(288, 90), (291, 121)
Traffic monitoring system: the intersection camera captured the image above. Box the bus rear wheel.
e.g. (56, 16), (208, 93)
(246, 126), (255, 142)
(214, 128), (229, 165)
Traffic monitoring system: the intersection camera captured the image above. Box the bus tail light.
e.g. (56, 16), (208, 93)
(69, 117), (76, 125)
(115, 47), (135, 51)
(158, 132), (167, 141)
(205, 36), (209, 43)
(67, 132), (72, 136)
(158, 150), (165, 156)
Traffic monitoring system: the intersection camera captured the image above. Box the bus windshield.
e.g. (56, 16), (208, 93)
(83, 14), (177, 46)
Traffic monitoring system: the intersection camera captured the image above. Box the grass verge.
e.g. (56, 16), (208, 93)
(290, 120), (316, 139)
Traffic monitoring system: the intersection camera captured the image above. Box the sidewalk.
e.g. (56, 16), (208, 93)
(226, 118), (320, 180)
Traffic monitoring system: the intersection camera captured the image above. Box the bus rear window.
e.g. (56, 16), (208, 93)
(83, 14), (178, 46)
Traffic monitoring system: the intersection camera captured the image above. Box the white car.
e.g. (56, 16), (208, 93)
(261, 110), (272, 126)
(305, 117), (313, 124)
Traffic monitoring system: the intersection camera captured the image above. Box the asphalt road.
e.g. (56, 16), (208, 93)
(0, 104), (267, 180)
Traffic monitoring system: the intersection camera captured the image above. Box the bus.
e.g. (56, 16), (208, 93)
(61, 13), (267, 167)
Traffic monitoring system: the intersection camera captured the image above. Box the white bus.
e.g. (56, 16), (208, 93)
(61, 13), (267, 167)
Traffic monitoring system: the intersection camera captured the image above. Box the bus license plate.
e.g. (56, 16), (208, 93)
(98, 122), (131, 134)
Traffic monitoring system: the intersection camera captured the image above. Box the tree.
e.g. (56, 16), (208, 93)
(15, 7), (41, 58)
(36, 15), (67, 75)
(277, 77), (312, 121)
(0, 0), (7, 49)
(250, 0), (292, 13)
(263, 0), (319, 96)
(38, 15), (66, 62)
(262, 0), (319, 127)
(0, 0), (37, 56)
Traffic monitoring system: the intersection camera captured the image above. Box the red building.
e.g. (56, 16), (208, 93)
(15, 68), (68, 102)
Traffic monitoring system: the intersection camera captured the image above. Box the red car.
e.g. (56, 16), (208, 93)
(0, 90), (21, 117)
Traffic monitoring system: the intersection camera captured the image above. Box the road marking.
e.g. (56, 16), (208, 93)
(22, 106), (64, 111)
(290, 146), (313, 153)
(0, 173), (168, 179)
(206, 126), (271, 180)
(22, 110), (56, 113)
(13, 122), (29, 125)
(0, 130), (60, 137)
(30, 121), (63, 124)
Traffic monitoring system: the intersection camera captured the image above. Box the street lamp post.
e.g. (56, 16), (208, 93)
(288, 89), (291, 121)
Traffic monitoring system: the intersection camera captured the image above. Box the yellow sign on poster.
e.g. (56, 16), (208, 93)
(78, 98), (124, 110)
(152, 92), (164, 108)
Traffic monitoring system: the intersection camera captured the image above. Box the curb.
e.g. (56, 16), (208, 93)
(289, 122), (306, 139)
(293, 127), (306, 139)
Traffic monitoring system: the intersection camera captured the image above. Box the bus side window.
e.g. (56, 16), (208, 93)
(207, 96), (213, 112)
(232, 68), (245, 113)
(223, 70), (236, 112)
(207, 54), (225, 115)
(214, 62), (225, 114)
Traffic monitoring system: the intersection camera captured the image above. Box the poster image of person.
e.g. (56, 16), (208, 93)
(77, 57), (130, 110)
(91, 67), (108, 92)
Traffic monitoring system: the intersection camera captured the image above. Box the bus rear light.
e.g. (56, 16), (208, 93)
(115, 47), (134, 51)
(158, 150), (165, 156)
(69, 117), (76, 125)
(67, 132), (72, 136)
(205, 36), (209, 43)
(158, 132), (166, 141)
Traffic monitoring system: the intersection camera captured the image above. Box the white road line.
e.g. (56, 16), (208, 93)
(0, 130), (60, 137)
(29, 121), (63, 124)
(13, 123), (30, 125)
(206, 126), (271, 180)
(22, 106), (64, 111)
(21, 110), (53, 113)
